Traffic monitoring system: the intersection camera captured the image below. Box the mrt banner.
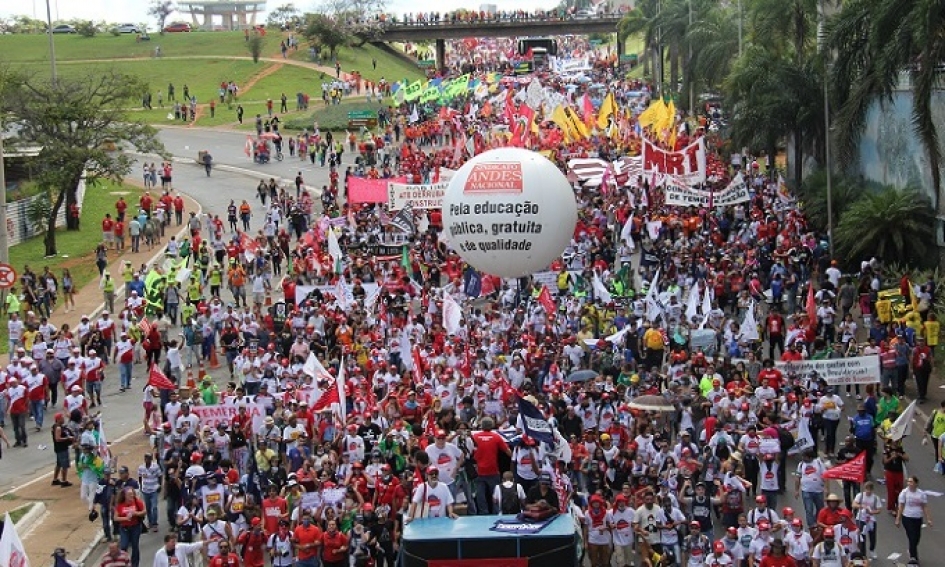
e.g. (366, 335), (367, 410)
(430, 561), (527, 567)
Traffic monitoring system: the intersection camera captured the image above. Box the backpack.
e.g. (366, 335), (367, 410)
(777, 426), (796, 452)
(500, 483), (521, 515)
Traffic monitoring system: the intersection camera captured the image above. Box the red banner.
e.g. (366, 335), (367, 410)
(348, 176), (407, 204)
(822, 451), (867, 484)
(642, 137), (706, 182)
(430, 560), (527, 567)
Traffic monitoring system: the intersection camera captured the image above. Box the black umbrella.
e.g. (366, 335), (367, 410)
(566, 369), (599, 383)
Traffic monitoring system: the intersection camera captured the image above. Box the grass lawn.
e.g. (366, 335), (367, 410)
(290, 43), (424, 84)
(283, 99), (385, 133)
(0, 31), (282, 62)
(8, 502), (34, 525)
(11, 58), (268, 105)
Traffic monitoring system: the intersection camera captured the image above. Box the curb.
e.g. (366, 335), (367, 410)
(14, 501), (47, 536)
(75, 532), (104, 567)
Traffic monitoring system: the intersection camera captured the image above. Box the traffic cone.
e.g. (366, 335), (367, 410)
(198, 362), (206, 380)
(209, 344), (221, 369)
(186, 369), (196, 390)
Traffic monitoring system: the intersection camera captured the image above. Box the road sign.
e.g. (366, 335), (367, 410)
(0, 263), (16, 289)
(347, 110), (378, 130)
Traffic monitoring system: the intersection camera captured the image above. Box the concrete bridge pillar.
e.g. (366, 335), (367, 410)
(435, 39), (447, 73)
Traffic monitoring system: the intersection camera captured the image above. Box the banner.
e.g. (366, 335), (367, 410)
(823, 451), (867, 483)
(388, 182), (447, 210)
(192, 402), (267, 432)
(0, 512), (29, 567)
(296, 283), (379, 306)
(732, 355), (881, 385)
(642, 137), (706, 183)
(664, 183), (750, 208)
(349, 177), (404, 204)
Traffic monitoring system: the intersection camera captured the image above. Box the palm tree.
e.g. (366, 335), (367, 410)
(686, 5), (739, 95)
(619, 0), (660, 80)
(797, 170), (865, 233)
(828, 0), (945, 217)
(834, 188), (936, 269)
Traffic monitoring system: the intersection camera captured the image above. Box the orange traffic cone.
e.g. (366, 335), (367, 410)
(186, 369), (196, 390)
(209, 344), (221, 369)
(198, 362), (206, 380)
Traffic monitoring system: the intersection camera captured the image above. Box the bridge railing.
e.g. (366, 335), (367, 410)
(362, 13), (623, 29)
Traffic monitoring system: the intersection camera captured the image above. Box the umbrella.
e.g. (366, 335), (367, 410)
(627, 395), (675, 412)
(566, 369), (599, 383)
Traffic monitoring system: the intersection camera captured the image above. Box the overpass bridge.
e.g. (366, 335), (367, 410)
(370, 15), (625, 70)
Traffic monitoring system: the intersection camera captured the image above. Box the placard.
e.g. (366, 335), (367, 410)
(191, 402), (266, 432)
(731, 355), (881, 385)
(388, 182), (448, 210)
(664, 184), (750, 208)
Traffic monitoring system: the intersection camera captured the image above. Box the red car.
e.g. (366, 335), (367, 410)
(163, 22), (192, 32)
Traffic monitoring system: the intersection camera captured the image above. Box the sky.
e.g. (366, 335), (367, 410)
(1, 0), (556, 27)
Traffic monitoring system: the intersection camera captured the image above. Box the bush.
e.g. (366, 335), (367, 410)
(248, 35), (265, 63)
(77, 20), (97, 37)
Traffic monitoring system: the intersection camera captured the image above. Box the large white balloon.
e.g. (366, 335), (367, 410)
(442, 148), (578, 278)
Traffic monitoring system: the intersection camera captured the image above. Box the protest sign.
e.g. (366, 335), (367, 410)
(388, 182), (448, 210)
(192, 402), (266, 432)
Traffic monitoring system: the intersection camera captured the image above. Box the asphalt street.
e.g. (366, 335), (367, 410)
(4, 126), (939, 566)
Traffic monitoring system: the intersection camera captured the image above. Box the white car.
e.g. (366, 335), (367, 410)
(574, 9), (597, 19)
(116, 24), (141, 33)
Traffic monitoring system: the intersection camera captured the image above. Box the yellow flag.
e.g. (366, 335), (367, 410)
(908, 279), (919, 312)
(658, 100), (676, 141)
(551, 105), (574, 142)
(564, 106), (590, 140)
(637, 99), (666, 130)
(597, 92), (617, 130)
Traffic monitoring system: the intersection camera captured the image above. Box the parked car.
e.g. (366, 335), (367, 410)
(163, 22), (191, 32)
(574, 9), (597, 19)
(51, 24), (77, 34)
(116, 23), (140, 33)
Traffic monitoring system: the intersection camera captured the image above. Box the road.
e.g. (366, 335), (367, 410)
(4, 126), (940, 566)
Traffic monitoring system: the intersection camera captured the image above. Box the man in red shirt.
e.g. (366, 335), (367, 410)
(237, 517), (267, 567)
(102, 214), (115, 250)
(292, 509), (323, 567)
(208, 541), (241, 567)
(24, 364), (47, 431)
(261, 485), (288, 536)
(471, 416), (511, 515)
(114, 197), (128, 222)
(912, 336), (934, 401)
(320, 519), (348, 567)
(173, 194), (185, 225)
(757, 360), (784, 390)
(781, 343), (804, 362)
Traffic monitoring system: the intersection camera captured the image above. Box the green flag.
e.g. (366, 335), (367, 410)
(401, 245), (410, 270)
(404, 80), (424, 102)
(420, 84), (441, 103)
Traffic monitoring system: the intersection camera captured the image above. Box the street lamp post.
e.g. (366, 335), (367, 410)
(44, 0), (58, 84)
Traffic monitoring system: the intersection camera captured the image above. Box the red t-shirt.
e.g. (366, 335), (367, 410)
(759, 556), (797, 567)
(320, 530), (348, 563)
(262, 497), (287, 535)
(471, 430), (509, 476)
(294, 524), (323, 560)
(115, 498), (144, 528)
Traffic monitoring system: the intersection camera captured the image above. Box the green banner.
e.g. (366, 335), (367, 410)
(420, 84), (441, 103)
(403, 80), (423, 102)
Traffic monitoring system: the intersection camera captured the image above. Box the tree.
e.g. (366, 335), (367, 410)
(0, 71), (167, 256)
(266, 3), (300, 29)
(76, 20), (97, 37)
(797, 169), (866, 233)
(302, 13), (351, 61)
(828, 0), (945, 216)
(247, 35), (265, 63)
(834, 187), (936, 269)
(148, 0), (175, 34)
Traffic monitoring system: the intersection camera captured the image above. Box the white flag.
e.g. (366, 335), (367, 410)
(593, 274), (613, 304)
(302, 352), (333, 381)
(0, 512), (29, 567)
(409, 104), (419, 123)
(685, 282), (700, 324)
(327, 228), (343, 273)
(699, 285), (713, 330)
(399, 328), (414, 371)
(887, 400), (916, 441)
(644, 269), (662, 322)
(442, 292), (463, 335)
(336, 358), (347, 423)
(620, 218), (634, 247)
(741, 301), (760, 342)
(365, 285), (382, 313)
(334, 275), (351, 310)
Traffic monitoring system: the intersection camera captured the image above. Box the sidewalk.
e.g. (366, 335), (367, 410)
(0, 189), (201, 367)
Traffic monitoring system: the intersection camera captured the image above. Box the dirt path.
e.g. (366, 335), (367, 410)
(187, 61), (286, 126)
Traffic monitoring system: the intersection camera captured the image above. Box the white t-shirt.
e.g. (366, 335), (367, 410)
(796, 459), (826, 493)
(411, 482), (454, 518)
(785, 529), (813, 560)
(898, 488), (928, 518)
(584, 509), (613, 546)
(426, 443), (463, 485)
(512, 446), (544, 481)
(610, 507), (634, 546)
(811, 541), (846, 567)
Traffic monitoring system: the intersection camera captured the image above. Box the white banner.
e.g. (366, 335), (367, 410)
(664, 183), (751, 208)
(192, 402), (267, 432)
(643, 137), (706, 184)
(388, 182), (448, 210)
(296, 283), (380, 306)
(733, 355), (881, 385)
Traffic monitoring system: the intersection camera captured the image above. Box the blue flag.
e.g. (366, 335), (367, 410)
(518, 396), (555, 446)
(463, 267), (481, 298)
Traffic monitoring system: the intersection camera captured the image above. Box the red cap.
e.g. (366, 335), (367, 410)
(823, 527), (834, 538)
(251, 517), (262, 526)
(362, 503), (374, 512)
(435, 429), (447, 438)
(713, 541), (725, 553)
(756, 495), (767, 504)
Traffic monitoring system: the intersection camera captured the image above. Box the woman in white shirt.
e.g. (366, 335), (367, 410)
(852, 481), (882, 559)
(895, 475), (933, 564)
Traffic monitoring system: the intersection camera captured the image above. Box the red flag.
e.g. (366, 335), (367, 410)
(412, 346), (424, 385)
(138, 317), (153, 337)
(312, 383), (340, 411)
(460, 344), (472, 378)
(148, 364), (177, 390)
(582, 93), (595, 126)
(503, 89), (515, 125)
(806, 283), (817, 331)
(822, 451), (867, 483)
(537, 286), (556, 315)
